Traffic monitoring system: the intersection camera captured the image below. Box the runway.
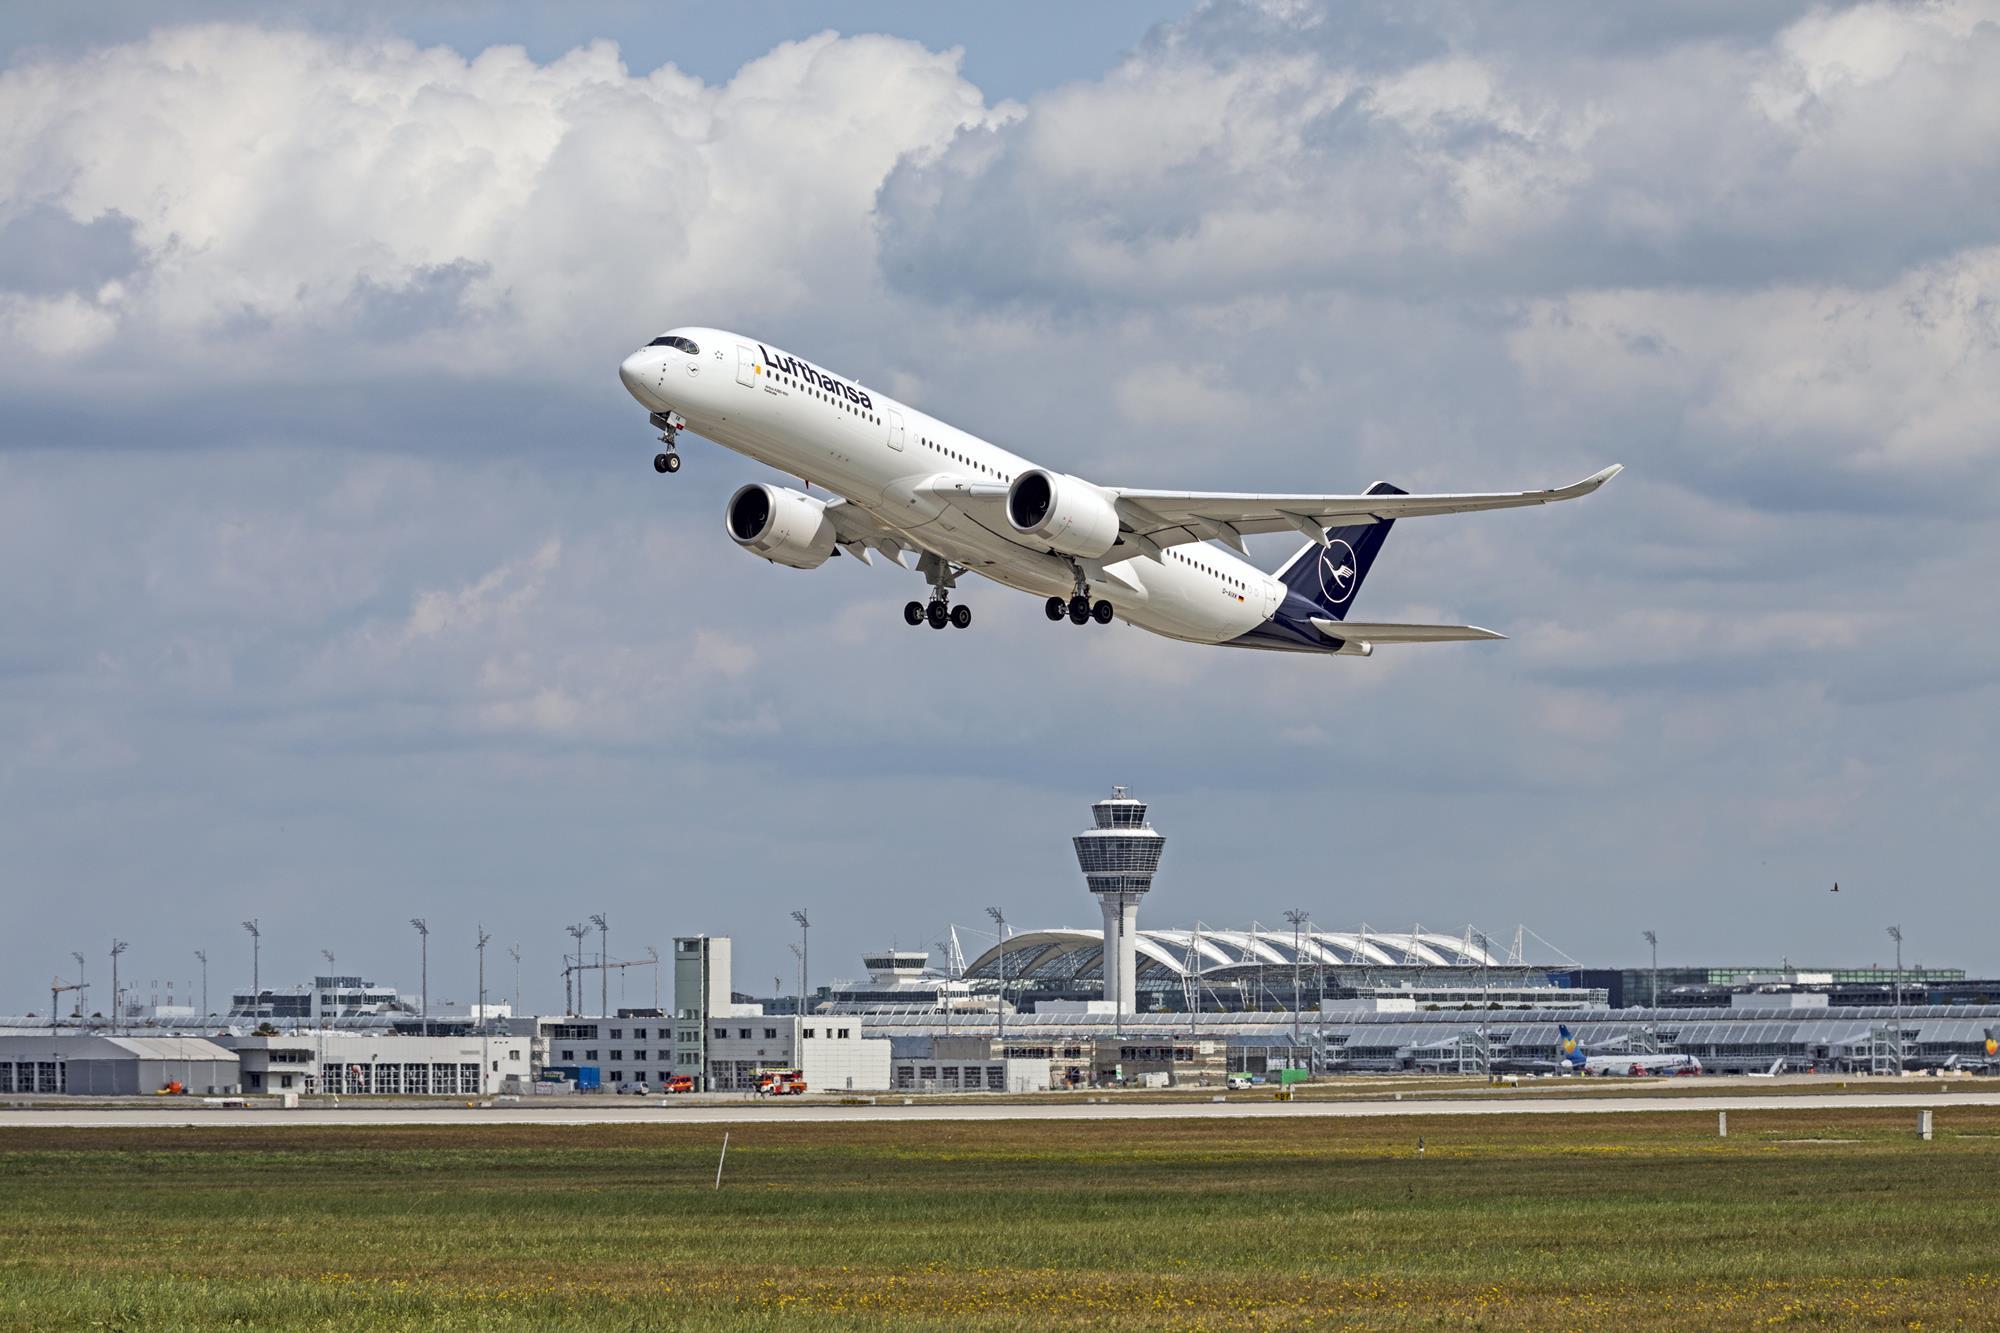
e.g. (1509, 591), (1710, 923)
(6, 1088), (1999, 1129)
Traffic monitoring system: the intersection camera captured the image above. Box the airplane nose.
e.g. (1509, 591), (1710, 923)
(618, 350), (652, 400)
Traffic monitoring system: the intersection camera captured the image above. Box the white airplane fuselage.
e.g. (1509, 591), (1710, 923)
(1567, 1053), (1704, 1077)
(618, 327), (1280, 645)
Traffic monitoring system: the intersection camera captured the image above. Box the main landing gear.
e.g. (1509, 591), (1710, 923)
(907, 600), (973, 630)
(906, 555), (973, 630)
(649, 411), (685, 475)
(1045, 564), (1114, 626)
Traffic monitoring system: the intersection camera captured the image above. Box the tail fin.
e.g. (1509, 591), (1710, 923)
(1985, 1028), (1997, 1057)
(1273, 482), (1406, 621)
(1558, 1025), (1582, 1063)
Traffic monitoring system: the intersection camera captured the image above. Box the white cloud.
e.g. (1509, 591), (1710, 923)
(879, 1), (2000, 303)
(0, 25), (1005, 379)
(405, 538), (560, 642)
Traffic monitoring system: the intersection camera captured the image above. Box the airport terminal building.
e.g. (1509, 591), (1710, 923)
(855, 1000), (2000, 1082)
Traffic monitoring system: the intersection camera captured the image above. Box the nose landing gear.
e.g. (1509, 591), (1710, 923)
(649, 411), (686, 475)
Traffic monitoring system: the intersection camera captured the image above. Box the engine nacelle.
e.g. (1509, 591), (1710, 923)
(725, 483), (837, 570)
(1005, 469), (1121, 558)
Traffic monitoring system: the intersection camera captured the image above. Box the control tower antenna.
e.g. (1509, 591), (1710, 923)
(1073, 785), (1166, 1035)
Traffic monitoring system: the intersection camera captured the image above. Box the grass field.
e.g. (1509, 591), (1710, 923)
(2, 1107), (1997, 1329)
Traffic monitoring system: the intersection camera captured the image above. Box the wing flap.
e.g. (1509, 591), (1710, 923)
(1309, 619), (1507, 643)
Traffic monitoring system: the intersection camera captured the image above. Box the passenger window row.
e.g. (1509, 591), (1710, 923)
(1172, 548), (1245, 589)
(776, 371), (879, 426)
(920, 435), (1009, 482)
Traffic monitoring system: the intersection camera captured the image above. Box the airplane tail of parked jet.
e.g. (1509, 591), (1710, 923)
(1558, 1024), (1585, 1070)
(1272, 482), (1406, 621)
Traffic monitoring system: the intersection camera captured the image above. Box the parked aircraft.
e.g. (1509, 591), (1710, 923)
(1557, 1024), (1703, 1076)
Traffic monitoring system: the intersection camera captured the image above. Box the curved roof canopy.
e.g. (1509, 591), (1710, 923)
(963, 927), (1502, 983)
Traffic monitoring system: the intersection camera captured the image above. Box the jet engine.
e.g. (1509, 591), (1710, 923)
(1005, 469), (1121, 559)
(725, 483), (837, 570)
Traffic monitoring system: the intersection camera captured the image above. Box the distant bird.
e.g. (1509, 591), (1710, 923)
(1831, 882), (1840, 893)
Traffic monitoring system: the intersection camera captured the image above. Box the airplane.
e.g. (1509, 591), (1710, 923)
(617, 328), (1622, 654)
(1556, 1025), (1703, 1077)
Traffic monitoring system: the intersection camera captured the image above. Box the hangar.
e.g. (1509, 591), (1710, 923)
(0, 1035), (239, 1095)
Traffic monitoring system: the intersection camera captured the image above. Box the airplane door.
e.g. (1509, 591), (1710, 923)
(887, 409), (905, 451)
(736, 344), (758, 387)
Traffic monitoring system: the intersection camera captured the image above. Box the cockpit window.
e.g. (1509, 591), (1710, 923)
(648, 335), (700, 355)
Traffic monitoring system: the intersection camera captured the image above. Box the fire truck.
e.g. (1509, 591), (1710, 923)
(664, 1074), (696, 1094)
(755, 1068), (807, 1096)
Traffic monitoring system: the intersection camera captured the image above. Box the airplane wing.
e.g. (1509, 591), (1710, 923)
(1108, 465), (1623, 553)
(1308, 620), (1506, 643)
(822, 497), (917, 567)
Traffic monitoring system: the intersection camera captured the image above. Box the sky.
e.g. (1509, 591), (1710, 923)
(3, 1), (1997, 1016)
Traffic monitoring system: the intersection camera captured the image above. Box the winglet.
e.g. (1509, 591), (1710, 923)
(1567, 464), (1623, 495)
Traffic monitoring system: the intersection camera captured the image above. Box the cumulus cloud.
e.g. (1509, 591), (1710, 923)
(1509, 247), (2000, 484)
(0, 25), (1005, 379)
(879, 1), (2000, 303)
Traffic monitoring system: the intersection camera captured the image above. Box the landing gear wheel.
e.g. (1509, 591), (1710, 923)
(1068, 594), (1091, 625)
(1091, 600), (1114, 625)
(926, 600), (949, 629)
(1045, 597), (1066, 622)
(950, 604), (971, 629)
(903, 601), (925, 627)
(653, 452), (680, 474)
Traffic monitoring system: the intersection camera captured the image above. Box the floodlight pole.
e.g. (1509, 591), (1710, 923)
(477, 925), (491, 1093)
(241, 920), (261, 1022)
(410, 918), (429, 1036)
(986, 907), (1007, 1047)
(1887, 925), (1904, 1071)
(589, 913), (609, 1018)
(1284, 909), (1309, 1054)
(194, 949), (208, 1021)
(317, 949), (335, 1089)
(319, 949), (337, 1025)
(1643, 930), (1659, 1008)
(941, 937), (953, 1038)
(70, 952), (86, 1028)
(108, 940), (127, 1035)
(509, 945), (521, 1015)
(564, 924), (587, 1015)
(1475, 929), (1492, 1075)
(790, 911), (811, 1014)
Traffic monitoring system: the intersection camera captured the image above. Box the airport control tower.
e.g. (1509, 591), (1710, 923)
(1073, 787), (1166, 1024)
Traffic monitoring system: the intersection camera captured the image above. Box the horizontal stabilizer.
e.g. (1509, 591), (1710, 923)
(1309, 619), (1506, 643)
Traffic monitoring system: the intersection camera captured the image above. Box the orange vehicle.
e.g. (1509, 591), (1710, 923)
(665, 1074), (696, 1094)
(755, 1069), (807, 1096)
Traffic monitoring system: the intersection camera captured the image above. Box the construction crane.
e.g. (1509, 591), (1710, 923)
(49, 978), (82, 1034)
(561, 954), (662, 1016)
